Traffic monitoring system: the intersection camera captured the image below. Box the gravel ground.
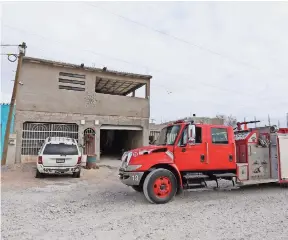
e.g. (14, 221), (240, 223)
(1, 163), (288, 240)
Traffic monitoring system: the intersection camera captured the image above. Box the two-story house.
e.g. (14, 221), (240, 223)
(14, 57), (152, 163)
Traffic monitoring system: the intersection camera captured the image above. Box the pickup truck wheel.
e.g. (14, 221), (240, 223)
(72, 170), (81, 178)
(35, 169), (44, 178)
(131, 186), (143, 192)
(143, 168), (177, 204)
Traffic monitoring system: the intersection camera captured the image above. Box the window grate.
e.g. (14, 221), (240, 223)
(59, 78), (85, 85)
(59, 72), (86, 79)
(59, 85), (85, 91)
(21, 122), (79, 155)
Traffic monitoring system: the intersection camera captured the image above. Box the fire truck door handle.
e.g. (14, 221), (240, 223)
(182, 148), (186, 152)
(200, 154), (205, 162)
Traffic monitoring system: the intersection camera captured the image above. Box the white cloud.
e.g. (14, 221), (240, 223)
(1, 1), (288, 125)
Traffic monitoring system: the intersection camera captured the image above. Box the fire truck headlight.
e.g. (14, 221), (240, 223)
(126, 152), (133, 166)
(126, 165), (142, 171)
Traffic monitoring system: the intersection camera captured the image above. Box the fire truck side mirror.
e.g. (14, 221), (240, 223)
(188, 124), (196, 145)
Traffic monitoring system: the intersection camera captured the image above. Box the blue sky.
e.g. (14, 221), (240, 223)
(1, 1), (288, 126)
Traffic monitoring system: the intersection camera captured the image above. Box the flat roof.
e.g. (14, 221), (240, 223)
(23, 56), (152, 80)
(95, 77), (145, 95)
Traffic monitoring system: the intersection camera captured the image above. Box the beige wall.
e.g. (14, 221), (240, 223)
(16, 61), (150, 118)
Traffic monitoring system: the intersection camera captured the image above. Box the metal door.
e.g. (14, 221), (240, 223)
(270, 133), (279, 179)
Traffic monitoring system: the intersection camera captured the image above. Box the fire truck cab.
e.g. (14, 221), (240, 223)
(119, 120), (237, 204)
(119, 119), (288, 204)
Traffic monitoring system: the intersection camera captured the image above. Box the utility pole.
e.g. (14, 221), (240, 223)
(254, 116), (257, 128)
(286, 113), (288, 128)
(268, 114), (271, 126)
(1, 42), (27, 165)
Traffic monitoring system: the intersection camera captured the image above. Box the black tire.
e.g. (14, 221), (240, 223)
(35, 169), (44, 178)
(131, 186), (143, 192)
(143, 168), (177, 204)
(72, 170), (81, 178)
(176, 186), (183, 195)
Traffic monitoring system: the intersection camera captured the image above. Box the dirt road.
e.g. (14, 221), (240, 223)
(1, 163), (288, 240)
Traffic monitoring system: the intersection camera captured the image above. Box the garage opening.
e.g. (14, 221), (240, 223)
(100, 125), (143, 160)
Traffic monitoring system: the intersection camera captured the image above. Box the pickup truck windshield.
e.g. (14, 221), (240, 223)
(155, 125), (181, 146)
(43, 144), (78, 155)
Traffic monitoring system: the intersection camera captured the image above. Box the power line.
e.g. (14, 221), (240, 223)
(2, 24), (288, 107)
(0, 25), (263, 99)
(84, 2), (287, 81)
(2, 23), (252, 96)
(0, 44), (20, 47)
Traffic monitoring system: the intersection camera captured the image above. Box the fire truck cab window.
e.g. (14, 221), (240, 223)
(195, 127), (202, 143)
(178, 126), (202, 146)
(211, 128), (228, 144)
(178, 126), (188, 146)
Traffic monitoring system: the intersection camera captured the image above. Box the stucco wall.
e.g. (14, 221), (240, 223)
(16, 61), (150, 118)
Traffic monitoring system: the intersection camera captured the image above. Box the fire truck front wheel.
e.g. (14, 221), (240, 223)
(143, 168), (177, 204)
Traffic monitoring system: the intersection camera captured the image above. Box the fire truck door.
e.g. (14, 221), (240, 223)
(208, 127), (235, 170)
(174, 125), (206, 171)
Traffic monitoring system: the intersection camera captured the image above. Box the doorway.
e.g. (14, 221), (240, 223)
(100, 125), (143, 160)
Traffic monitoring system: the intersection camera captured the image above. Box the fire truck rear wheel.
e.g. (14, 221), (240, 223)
(143, 168), (177, 204)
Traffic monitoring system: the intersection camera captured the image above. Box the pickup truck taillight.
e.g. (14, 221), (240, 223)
(38, 156), (43, 164)
(77, 156), (81, 164)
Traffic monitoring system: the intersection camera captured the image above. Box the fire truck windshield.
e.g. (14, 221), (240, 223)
(155, 125), (181, 146)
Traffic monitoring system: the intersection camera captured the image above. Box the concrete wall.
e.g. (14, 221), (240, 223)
(16, 61), (150, 118)
(14, 110), (149, 163)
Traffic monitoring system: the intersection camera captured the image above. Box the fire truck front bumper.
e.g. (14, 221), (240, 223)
(119, 169), (144, 186)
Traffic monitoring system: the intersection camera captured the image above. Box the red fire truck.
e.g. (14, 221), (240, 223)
(119, 119), (288, 204)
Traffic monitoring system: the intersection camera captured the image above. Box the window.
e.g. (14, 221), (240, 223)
(178, 126), (188, 146)
(178, 126), (202, 146)
(59, 85), (85, 91)
(211, 128), (228, 144)
(43, 144), (78, 155)
(59, 72), (85, 79)
(155, 125), (181, 146)
(195, 127), (202, 143)
(59, 78), (85, 85)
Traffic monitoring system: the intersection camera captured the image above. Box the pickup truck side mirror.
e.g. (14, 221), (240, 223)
(187, 124), (196, 145)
